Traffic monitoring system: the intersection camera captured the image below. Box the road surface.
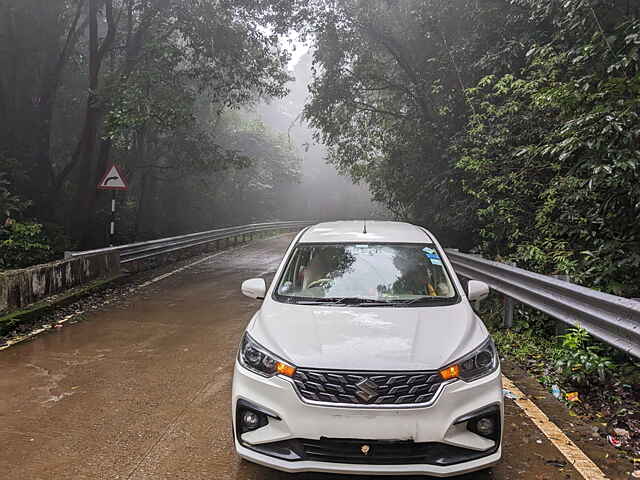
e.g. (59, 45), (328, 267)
(0, 234), (612, 479)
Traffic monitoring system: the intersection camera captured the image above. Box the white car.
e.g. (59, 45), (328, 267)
(232, 221), (502, 477)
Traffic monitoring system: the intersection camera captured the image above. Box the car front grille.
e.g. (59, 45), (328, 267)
(291, 369), (446, 406)
(303, 438), (438, 464)
(246, 438), (497, 466)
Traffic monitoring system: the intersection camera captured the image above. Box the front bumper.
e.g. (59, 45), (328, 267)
(232, 361), (503, 476)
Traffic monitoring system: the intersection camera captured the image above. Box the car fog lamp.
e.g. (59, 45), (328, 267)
(241, 410), (260, 430)
(476, 417), (495, 437)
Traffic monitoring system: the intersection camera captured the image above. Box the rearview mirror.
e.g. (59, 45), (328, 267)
(241, 278), (266, 300)
(467, 280), (489, 302)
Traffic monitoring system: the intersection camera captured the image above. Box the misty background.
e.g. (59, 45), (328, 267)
(255, 51), (385, 223)
(0, 1), (386, 270)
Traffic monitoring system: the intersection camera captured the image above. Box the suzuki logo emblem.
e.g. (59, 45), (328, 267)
(355, 378), (379, 402)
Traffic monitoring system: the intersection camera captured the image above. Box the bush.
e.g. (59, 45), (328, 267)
(480, 295), (618, 390)
(553, 326), (615, 387)
(0, 221), (52, 269)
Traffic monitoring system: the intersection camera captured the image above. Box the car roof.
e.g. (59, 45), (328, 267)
(298, 221), (433, 244)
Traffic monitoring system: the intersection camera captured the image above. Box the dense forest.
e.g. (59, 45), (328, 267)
(0, 0), (299, 265)
(300, 0), (640, 297)
(1, 0), (639, 299)
(0, 0), (378, 269)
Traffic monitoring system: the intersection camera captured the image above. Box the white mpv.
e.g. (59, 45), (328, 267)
(232, 221), (502, 476)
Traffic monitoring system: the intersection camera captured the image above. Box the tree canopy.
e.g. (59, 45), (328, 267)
(302, 0), (640, 297)
(0, 0), (304, 262)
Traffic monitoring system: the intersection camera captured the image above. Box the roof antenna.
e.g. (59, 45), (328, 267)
(363, 219), (367, 234)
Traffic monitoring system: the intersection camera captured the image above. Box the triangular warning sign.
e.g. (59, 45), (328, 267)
(97, 164), (128, 191)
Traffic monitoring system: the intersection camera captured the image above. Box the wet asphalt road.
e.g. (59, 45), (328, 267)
(0, 235), (592, 480)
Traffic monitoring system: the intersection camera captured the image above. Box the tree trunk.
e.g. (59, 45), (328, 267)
(70, 0), (169, 246)
(34, 1), (87, 221)
(68, 0), (100, 244)
(64, 0), (122, 247)
(134, 171), (149, 240)
(59, 0), (168, 246)
(82, 136), (113, 247)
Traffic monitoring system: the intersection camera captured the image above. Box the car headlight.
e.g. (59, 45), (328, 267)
(439, 337), (499, 382)
(238, 333), (296, 378)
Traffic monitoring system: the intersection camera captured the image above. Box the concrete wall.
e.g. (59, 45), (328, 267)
(0, 252), (120, 314)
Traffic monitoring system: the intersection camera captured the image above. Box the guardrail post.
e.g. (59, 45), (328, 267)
(503, 296), (514, 329)
(552, 274), (571, 336)
(503, 261), (516, 329)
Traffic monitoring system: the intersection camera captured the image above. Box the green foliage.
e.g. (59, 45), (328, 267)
(493, 323), (619, 395)
(302, 0), (640, 297)
(493, 329), (556, 371)
(302, 0), (515, 246)
(0, 0), (304, 250)
(0, 173), (26, 219)
(455, 3), (640, 296)
(554, 326), (615, 387)
(480, 295), (619, 393)
(203, 113), (301, 221)
(0, 222), (52, 269)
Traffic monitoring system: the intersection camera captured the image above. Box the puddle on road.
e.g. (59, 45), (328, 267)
(26, 363), (75, 405)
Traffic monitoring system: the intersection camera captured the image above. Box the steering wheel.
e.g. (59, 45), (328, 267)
(306, 278), (332, 289)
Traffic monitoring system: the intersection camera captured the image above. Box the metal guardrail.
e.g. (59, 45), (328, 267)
(446, 250), (640, 358)
(66, 221), (310, 264)
(65, 223), (640, 356)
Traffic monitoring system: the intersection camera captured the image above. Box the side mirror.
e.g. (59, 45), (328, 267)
(467, 280), (489, 302)
(241, 278), (266, 300)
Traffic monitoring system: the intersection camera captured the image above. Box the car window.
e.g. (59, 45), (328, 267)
(274, 243), (456, 305)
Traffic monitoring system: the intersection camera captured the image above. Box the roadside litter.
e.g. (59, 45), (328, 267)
(607, 434), (622, 448)
(503, 389), (519, 400)
(565, 392), (579, 402)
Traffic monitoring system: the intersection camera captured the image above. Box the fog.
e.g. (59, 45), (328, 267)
(253, 52), (387, 222)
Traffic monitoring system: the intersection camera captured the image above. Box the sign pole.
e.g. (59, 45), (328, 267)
(110, 190), (116, 246)
(97, 163), (128, 248)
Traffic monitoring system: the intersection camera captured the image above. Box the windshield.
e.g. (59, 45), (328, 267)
(274, 243), (457, 306)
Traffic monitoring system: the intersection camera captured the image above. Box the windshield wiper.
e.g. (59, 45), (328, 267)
(294, 299), (338, 305)
(295, 297), (395, 306)
(398, 296), (452, 306)
(343, 298), (397, 307)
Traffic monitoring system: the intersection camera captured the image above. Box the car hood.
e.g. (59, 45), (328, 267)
(248, 300), (488, 371)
